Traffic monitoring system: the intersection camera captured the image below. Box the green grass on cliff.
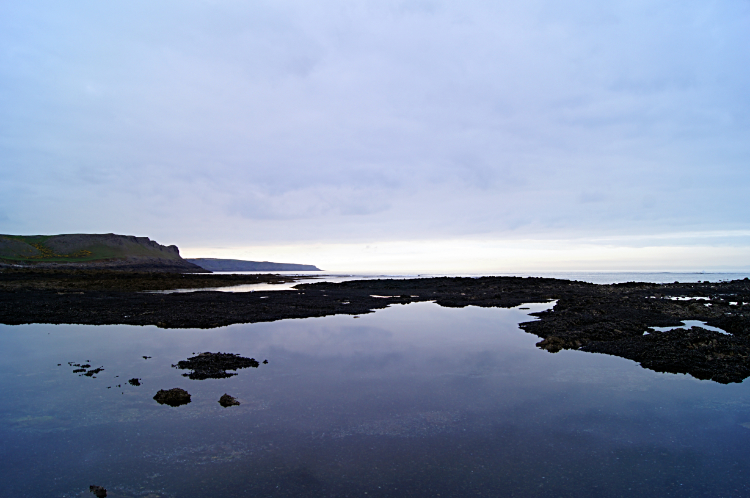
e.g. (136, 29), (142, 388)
(0, 236), (113, 262)
(0, 234), (179, 263)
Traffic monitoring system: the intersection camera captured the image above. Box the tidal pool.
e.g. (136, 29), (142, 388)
(1, 301), (750, 497)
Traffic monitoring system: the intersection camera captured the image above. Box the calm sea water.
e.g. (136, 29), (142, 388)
(160, 271), (750, 293)
(2, 300), (750, 497)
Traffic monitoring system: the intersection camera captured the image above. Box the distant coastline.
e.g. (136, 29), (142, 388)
(187, 258), (321, 272)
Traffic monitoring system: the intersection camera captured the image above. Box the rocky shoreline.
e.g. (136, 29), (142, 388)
(2, 270), (750, 383)
(0, 268), (306, 291)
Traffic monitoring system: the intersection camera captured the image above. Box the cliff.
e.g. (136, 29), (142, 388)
(187, 258), (321, 272)
(0, 233), (206, 272)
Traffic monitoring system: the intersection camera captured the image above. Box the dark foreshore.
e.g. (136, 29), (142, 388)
(0, 268), (305, 292)
(2, 269), (750, 383)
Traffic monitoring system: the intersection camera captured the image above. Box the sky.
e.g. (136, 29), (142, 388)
(2, 1), (750, 272)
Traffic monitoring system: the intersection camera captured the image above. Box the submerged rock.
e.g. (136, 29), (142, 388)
(218, 393), (241, 407)
(173, 352), (260, 380)
(89, 485), (107, 497)
(153, 388), (191, 407)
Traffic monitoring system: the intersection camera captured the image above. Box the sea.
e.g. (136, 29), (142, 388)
(2, 271), (750, 497)
(158, 270), (750, 293)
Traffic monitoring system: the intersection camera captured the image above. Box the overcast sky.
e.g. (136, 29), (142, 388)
(2, 1), (749, 271)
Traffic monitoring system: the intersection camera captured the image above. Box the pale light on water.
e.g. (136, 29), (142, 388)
(649, 320), (729, 335)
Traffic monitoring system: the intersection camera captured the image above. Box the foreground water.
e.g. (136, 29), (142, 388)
(2, 302), (750, 497)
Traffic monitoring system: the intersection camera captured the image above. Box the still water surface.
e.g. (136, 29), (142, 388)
(158, 271), (750, 293)
(2, 301), (750, 497)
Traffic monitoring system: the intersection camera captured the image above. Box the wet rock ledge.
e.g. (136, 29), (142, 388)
(153, 388), (191, 407)
(2, 271), (750, 383)
(174, 352), (262, 380)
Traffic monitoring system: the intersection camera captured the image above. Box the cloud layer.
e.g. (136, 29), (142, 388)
(1, 1), (749, 267)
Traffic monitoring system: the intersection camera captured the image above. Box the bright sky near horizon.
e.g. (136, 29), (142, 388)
(2, 1), (750, 272)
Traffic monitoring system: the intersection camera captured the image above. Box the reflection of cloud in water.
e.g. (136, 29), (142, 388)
(8, 398), (270, 435)
(234, 301), (554, 358)
(332, 411), (461, 438)
(65, 484), (171, 498)
(648, 320), (729, 335)
(143, 441), (254, 466)
(551, 367), (655, 391)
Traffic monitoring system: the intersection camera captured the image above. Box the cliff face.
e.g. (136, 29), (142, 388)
(187, 258), (321, 272)
(0, 233), (206, 272)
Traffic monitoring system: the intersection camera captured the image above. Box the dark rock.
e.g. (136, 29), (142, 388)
(218, 393), (240, 407)
(536, 336), (574, 353)
(153, 388), (191, 407)
(0, 268), (302, 292)
(5, 274), (750, 384)
(582, 327), (750, 384)
(84, 368), (104, 377)
(128, 378), (141, 386)
(174, 352), (260, 380)
(89, 485), (107, 497)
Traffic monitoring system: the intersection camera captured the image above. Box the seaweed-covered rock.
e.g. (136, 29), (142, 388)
(218, 393), (241, 407)
(583, 327), (750, 384)
(173, 352), (260, 380)
(89, 485), (107, 498)
(153, 388), (191, 407)
(6, 274), (750, 384)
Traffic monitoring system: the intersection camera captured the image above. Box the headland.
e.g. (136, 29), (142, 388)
(0, 233), (205, 272)
(187, 258), (321, 272)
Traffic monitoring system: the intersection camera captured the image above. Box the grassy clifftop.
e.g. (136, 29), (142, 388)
(0, 234), (203, 271)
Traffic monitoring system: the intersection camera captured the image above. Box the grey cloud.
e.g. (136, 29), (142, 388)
(229, 185), (392, 221)
(0, 0), (749, 247)
(578, 192), (607, 204)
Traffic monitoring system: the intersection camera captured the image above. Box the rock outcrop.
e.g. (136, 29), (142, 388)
(153, 388), (191, 407)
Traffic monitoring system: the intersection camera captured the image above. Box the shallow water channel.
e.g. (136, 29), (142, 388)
(2, 301), (750, 497)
